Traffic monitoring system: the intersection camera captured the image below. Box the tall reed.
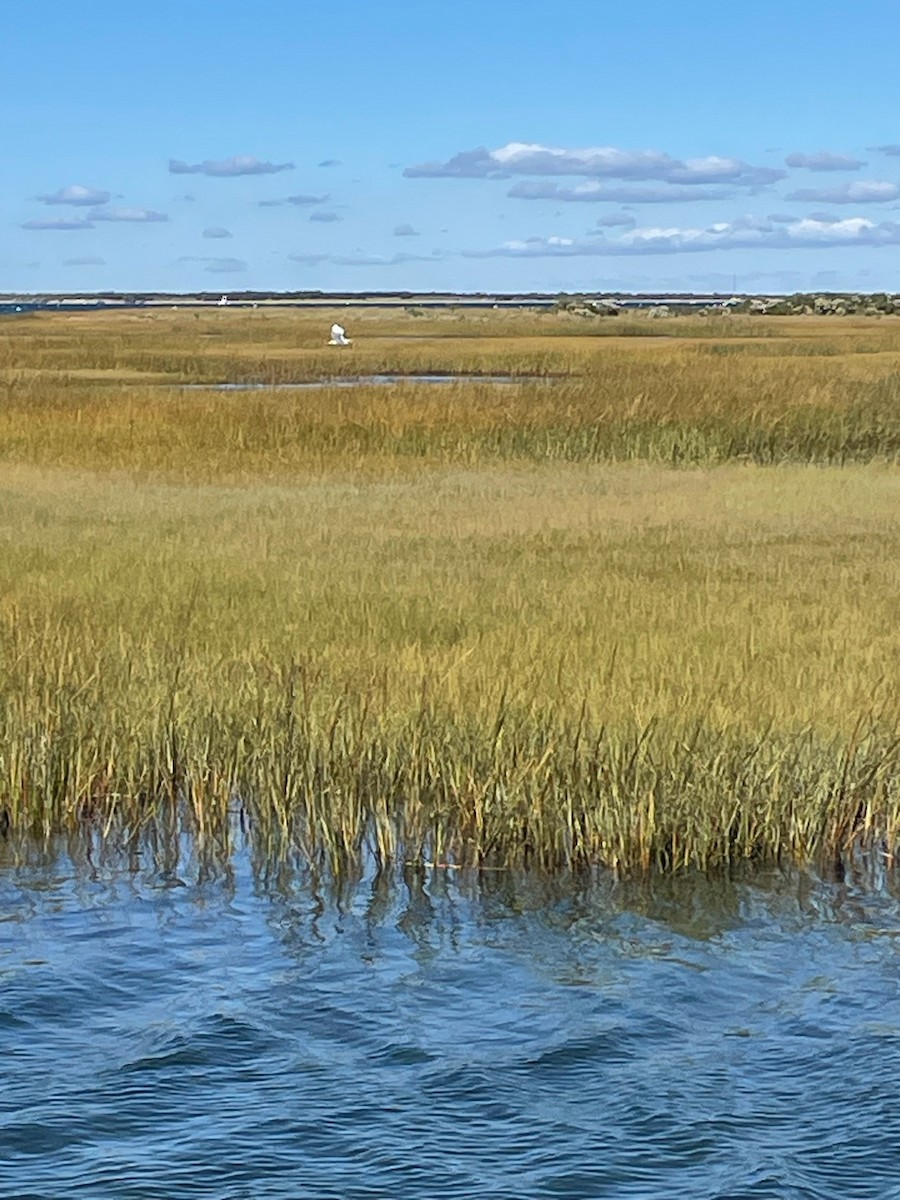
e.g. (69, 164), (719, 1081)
(0, 309), (897, 872)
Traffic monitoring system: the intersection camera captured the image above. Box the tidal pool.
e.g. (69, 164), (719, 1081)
(3, 838), (900, 1199)
(181, 374), (563, 390)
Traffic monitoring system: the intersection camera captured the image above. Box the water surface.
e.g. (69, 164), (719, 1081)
(182, 374), (562, 390)
(3, 840), (900, 1199)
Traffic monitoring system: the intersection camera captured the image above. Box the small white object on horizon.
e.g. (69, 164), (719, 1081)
(218, 294), (228, 306)
(328, 323), (352, 346)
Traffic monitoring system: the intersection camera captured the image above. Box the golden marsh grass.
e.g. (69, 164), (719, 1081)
(0, 308), (898, 872)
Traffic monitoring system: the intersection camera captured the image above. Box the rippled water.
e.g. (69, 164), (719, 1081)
(3, 840), (900, 1199)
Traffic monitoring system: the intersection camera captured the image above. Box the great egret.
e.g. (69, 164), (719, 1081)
(328, 323), (352, 346)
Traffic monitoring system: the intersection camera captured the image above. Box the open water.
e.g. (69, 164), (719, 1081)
(3, 838), (900, 1199)
(181, 374), (560, 390)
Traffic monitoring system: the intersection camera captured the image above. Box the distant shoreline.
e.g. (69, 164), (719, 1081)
(2, 288), (898, 315)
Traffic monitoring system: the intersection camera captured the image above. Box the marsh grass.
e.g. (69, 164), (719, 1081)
(2, 309), (899, 478)
(0, 309), (898, 872)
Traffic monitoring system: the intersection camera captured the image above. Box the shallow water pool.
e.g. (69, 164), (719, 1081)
(181, 373), (563, 390)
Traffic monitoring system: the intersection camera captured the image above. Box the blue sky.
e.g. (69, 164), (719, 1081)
(5, 0), (900, 294)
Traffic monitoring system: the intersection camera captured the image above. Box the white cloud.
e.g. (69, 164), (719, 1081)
(405, 142), (784, 186)
(870, 145), (900, 156)
(89, 207), (168, 222)
(785, 151), (866, 171)
(508, 181), (733, 203)
(203, 226), (233, 239)
(462, 215), (900, 258)
(309, 211), (341, 222)
(37, 185), (110, 206)
(169, 155), (293, 177)
(393, 223), (420, 236)
(63, 256), (106, 266)
(784, 181), (900, 204)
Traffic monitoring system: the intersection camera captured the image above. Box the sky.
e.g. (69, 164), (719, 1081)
(4, 0), (900, 295)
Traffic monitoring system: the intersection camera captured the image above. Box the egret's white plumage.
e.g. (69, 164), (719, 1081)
(328, 323), (352, 346)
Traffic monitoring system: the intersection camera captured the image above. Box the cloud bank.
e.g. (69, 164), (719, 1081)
(784, 181), (900, 204)
(405, 142), (785, 186)
(37, 185), (110, 206)
(784, 151), (866, 171)
(169, 155), (293, 177)
(507, 181), (733, 204)
(463, 215), (900, 258)
(89, 207), (168, 222)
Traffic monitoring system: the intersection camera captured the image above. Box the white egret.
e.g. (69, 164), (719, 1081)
(328, 323), (352, 346)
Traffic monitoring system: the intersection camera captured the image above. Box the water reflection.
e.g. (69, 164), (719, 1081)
(4, 822), (900, 1198)
(4, 816), (900, 937)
